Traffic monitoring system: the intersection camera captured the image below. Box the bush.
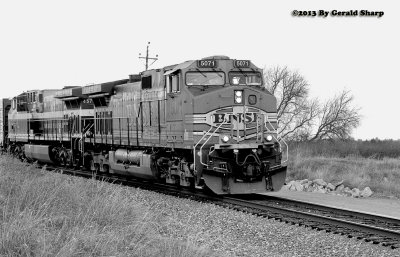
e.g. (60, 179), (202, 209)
(287, 141), (400, 198)
(289, 139), (400, 159)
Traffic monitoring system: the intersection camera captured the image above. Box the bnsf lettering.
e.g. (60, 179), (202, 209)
(213, 113), (257, 124)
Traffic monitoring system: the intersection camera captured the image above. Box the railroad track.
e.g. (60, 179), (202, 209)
(225, 195), (400, 249)
(45, 164), (400, 249)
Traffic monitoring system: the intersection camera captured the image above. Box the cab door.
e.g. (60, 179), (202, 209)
(165, 72), (183, 143)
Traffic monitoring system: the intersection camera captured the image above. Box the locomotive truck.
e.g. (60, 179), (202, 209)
(1, 56), (288, 194)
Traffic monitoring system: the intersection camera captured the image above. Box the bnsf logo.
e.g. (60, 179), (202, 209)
(213, 113), (257, 124)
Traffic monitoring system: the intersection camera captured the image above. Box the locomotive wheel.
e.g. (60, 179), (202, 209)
(102, 164), (109, 174)
(83, 154), (92, 171)
(59, 156), (66, 166)
(90, 160), (99, 174)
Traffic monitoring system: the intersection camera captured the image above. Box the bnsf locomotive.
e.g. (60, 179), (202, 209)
(0, 56), (287, 194)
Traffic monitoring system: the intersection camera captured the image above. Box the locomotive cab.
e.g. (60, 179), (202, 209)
(168, 56), (288, 194)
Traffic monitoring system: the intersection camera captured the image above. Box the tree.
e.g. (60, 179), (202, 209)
(263, 66), (361, 141)
(309, 90), (361, 141)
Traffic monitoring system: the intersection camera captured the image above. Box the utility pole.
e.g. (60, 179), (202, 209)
(138, 42), (158, 70)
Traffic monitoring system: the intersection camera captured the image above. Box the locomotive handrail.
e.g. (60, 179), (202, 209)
(276, 118), (289, 164)
(193, 120), (227, 169)
(83, 122), (94, 134)
(193, 126), (214, 150)
(199, 121), (228, 166)
(279, 136), (289, 164)
(193, 125), (215, 172)
(265, 116), (288, 164)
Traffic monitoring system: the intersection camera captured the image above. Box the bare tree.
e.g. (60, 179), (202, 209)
(264, 66), (308, 120)
(279, 98), (320, 140)
(264, 66), (361, 141)
(264, 66), (318, 140)
(309, 90), (361, 141)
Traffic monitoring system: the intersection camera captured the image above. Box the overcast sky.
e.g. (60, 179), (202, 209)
(0, 0), (398, 140)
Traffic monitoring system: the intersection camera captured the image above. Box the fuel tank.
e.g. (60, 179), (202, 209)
(109, 150), (158, 179)
(114, 149), (141, 165)
(24, 144), (54, 164)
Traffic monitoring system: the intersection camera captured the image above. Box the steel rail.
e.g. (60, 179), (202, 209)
(222, 196), (400, 248)
(252, 194), (400, 231)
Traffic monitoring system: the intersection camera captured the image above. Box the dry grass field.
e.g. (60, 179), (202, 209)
(0, 156), (213, 257)
(287, 141), (400, 198)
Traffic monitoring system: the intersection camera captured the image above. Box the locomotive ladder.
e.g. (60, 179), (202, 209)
(79, 120), (95, 166)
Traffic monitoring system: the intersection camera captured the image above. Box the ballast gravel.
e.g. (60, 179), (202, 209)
(131, 188), (400, 257)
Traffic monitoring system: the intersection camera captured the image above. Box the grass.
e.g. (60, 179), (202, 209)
(289, 139), (400, 159)
(287, 142), (400, 198)
(0, 156), (214, 257)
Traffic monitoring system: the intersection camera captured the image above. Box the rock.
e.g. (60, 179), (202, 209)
(295, 183), (304, 192)
(303, 181), (312, 190)
(332, 179), (344, 187)
(286, 180), (296, 186)
(298, 179), (309, 185)
(326, 183), (335, 191)
(315, 187), (327, 194)
(285, 181), (295, 190)
(280, 184), (290, 191)
(305, 184), (316, 192)
(290, 181), (304, 191)
(336, 184), (345, 192)
(360, 187), (373, 197)
(343, 187), (352, 196)
(313, 179), (327, 187)
(351, 188), (360, 198)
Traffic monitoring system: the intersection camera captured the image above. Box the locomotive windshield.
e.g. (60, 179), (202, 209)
(186, 71), (225, 86)
(229, 72), (262, 86)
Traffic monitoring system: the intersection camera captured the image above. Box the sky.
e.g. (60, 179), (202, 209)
(0, 0), (398, 140)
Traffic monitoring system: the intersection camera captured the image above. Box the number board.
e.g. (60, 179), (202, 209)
(197, 59), (217, 68)
(234, 60), (250, 68)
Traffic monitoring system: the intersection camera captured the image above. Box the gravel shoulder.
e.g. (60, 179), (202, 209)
(134, 188), (400, 256)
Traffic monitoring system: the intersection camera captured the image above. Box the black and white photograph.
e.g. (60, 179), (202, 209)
(0, 0), (399, 256)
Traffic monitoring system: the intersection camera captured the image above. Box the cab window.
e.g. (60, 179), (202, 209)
(166, 74), (180, 93)
(142, 76), (152, 89)
(229, 72), (262, 86)
(186, 71), (225, 86)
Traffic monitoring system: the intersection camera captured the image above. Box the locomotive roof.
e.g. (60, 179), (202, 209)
(163, 60), (195, 75)
(82, 79), (129, 96)
(146, 56), (236, 74)
(55, 86), (82, 99)
(10, 56), (262, 100)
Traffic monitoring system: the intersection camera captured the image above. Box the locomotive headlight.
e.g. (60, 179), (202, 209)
(221, 135), (230, 143)
(265, 135), (273, 142)
(234, 90), (243, 104)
